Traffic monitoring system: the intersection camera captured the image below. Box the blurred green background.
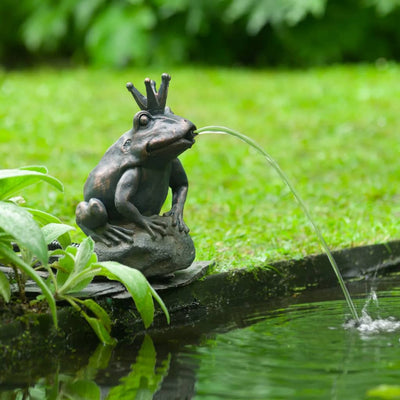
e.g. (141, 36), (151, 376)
(2, 0), (400, 68)
(1, 1), (400, 269)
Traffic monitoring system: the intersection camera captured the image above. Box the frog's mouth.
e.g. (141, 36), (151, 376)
(146, 128), (197, 156)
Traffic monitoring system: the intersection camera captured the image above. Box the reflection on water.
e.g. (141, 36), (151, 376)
(105, 335), (171, 399)
(0, 335), (172, 400)
(2, 278), (400, 399)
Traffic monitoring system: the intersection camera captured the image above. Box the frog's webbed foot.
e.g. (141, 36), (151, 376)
(163, 207), (189, 233)
(140, 215), (168, 239)
(91, 224), (133, 247)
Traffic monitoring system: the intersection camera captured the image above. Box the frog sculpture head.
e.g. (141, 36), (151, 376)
(125, 73), (196, 166)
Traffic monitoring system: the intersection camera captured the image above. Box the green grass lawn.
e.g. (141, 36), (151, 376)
(1, 64), (400, 271)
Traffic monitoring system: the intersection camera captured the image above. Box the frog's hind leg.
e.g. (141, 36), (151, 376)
(76, 198), (133, 246)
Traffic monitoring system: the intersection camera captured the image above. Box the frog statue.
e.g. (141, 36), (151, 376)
(76, 73), (197, 278)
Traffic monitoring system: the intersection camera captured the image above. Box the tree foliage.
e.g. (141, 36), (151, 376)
(2, 0), (400, 67)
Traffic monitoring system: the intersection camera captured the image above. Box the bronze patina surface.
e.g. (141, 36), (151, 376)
(76, 74), (197, 277)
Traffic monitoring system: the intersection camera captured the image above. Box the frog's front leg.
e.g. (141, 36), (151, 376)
(163, 159), (190, 233)
(115, 168), (167, 239)
(76, 198), (133, 246)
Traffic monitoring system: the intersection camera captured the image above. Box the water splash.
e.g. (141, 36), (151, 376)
(195, 125), (360, 322)
(362, 289), (380, 316)
(344, 312), (400, 335)
(343, 289), (400, 334)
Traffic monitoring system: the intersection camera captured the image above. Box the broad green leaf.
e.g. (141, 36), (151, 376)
(0, 269), (11, 303)
(74, 237), (96, 273)
(51, 250), (76, 288)
(0, 232), (13, 241)
(367, 384), (400, 399)
(0, 169), (63, 200)
(78, 298), (112, 332)
(83, 314), (116, 345)
(63, 245), (79, 257)
(51, 249), (75, 273)
(0, 242), (57, 328)
(96, 261), (166, 328)
(62, 379), (101, 400)
(65, 296), (115, 344)
(19, 165), (48, 174)
(58, 269), (96, 295)
(55, 240), (98, 294)
(41, 223), (74, 247)
(27, 208), (72, 248)
(0, 201), (48, 265)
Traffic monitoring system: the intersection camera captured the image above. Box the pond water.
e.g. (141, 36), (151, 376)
(2, 276), (400, 399)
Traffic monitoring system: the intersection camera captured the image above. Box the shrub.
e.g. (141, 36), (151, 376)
(2, 0), (400, 67)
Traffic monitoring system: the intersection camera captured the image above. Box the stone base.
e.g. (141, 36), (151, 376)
(94, 215), (196, 278)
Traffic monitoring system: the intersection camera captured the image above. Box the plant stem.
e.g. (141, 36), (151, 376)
(12, 266), (26, 303)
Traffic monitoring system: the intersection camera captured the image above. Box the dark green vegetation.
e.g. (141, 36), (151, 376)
(0, 168), (169, 343)
(1, 65), (400, 270)
(2, 0), (400, 67)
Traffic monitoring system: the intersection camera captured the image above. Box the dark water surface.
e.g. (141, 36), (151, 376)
(2, 277), (400, 399)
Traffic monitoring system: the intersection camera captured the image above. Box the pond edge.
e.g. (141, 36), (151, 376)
(1, 239), (400, 351)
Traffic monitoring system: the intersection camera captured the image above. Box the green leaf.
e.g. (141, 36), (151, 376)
(0, 201), (48, 265)
(62, 244), (79, 257)
(78, 298), (112, 332)
(0, 168), (63, 200)
(51, 247), (77, 289)
(0, 242), (57, 328)
(27, 208), (72, 248)
(19, 165), (48, 174)
(62, 379), (101, 400)
(65, 296), (115, 345)
(55, 238), (98, 295)
(96, 261), (170, 328)
(367, 384), (400, 399)
(0, 269), (11, 303)
(41, 223), (74, 247)
(74, 237), (96, 273)
(83, 314), (116, 345)
(148, 284), (170, 324)
(52, 249), (75, 273)
(53, 251), (75, 288)
(58, 268), (98, 295)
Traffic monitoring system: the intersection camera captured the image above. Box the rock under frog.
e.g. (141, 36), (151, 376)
(76, 74), (197, 277)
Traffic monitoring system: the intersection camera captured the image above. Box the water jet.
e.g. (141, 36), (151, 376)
(195, 125), (360, 322)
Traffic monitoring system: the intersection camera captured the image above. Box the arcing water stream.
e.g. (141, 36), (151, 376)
(195, 125), (361, 322)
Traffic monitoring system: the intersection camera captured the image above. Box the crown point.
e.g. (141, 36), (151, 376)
(128, 74), (171, 114)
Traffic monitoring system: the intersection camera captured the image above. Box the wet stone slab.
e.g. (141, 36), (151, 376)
(0, 261), (213, 299)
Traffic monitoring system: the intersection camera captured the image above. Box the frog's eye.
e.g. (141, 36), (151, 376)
(139, 113), (150, 127)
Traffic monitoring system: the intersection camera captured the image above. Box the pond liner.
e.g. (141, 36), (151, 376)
(1, 239), (400, 351)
